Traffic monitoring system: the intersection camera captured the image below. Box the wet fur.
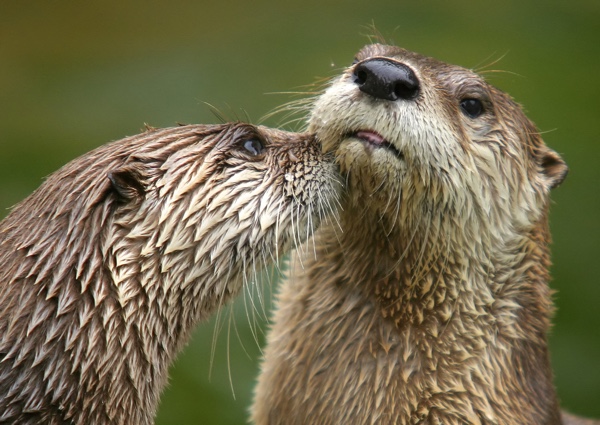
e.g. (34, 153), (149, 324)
(0, 123), (339, 424)
(253, 45), (595, 424)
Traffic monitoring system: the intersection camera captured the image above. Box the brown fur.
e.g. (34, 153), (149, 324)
(0, 123), (339, 424)
(253, 45), (596, 424)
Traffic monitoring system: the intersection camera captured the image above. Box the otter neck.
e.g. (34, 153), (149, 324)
(96, 206), (244, 423)
(336, 203), (554, 330)
(325, 204), (561, 421)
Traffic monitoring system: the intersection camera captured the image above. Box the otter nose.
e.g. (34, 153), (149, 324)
(352, 58), (419, 101)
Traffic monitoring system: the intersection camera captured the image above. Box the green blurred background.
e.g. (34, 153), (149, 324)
(1, 0), (598, 423)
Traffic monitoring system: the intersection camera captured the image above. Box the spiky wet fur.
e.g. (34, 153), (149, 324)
(252, 45), (593, 424)
(0, 122), (339, 424)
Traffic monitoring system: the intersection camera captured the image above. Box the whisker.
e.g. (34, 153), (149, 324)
(259, 95), (319, 128)
(472, 51), (509, 73)
(241, 260), (262, 350)
(209, 258), (237, 380)
(290, 200), (305, 270)
(226, 310), (236, 400)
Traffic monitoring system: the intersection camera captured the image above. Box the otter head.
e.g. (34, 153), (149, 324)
(309, 44), (567, 251)
(103, 123), (339, 326)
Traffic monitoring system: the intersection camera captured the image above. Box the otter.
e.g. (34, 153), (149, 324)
(0, 122), (339, 425)
(252, 44), (596, 424)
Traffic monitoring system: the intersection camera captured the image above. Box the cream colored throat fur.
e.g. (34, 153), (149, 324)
(252, 44), (594, 425)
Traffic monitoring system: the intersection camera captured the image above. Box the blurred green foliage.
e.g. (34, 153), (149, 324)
(1, 1), (598, 423)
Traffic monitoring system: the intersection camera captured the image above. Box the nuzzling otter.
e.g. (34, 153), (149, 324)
(253, 44), (596, 424)
(0, 122), (339, 425)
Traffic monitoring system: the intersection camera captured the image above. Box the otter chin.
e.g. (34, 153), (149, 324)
(253, 45), (596, 424)
(0, 122), (339, 425)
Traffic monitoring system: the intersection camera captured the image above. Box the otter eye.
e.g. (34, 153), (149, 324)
(460, 98), (484, 118)
(242, 139), (264, 156)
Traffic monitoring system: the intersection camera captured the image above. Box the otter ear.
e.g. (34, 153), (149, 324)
(539, 148), (568, 190)
(108, 166), (146, 201)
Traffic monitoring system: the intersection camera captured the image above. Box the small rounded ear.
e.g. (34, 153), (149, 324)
(107, 165), (146, 202)
(539, 148), (568, 190)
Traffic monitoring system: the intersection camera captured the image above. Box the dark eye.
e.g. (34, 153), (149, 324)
(242, 139), (264, 156)
(460, 98), (484, 118)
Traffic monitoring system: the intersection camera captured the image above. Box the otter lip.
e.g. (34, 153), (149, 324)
(348, 130), (403, 159)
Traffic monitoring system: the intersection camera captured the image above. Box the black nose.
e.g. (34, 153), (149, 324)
(352, 58), (419, 101)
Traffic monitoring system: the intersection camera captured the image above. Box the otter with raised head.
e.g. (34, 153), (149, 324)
(253, 44), (596, 424)
(0, 122), (339, 425)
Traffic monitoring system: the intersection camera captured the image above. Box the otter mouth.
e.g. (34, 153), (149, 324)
(347, 130), (403, 160)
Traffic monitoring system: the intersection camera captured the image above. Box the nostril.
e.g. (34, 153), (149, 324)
(354, 69), (368, 86)
(394, 81), (418, 100)
(352, 58), (420, 101)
